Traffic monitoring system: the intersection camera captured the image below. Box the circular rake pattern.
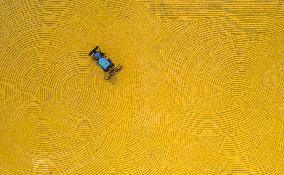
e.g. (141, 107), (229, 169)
(1, 0), (284, 174)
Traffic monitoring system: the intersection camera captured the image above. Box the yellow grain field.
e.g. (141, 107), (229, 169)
(0, 0), (284, 174)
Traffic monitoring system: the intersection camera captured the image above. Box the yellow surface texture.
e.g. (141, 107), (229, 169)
(1, 0), (284, 174)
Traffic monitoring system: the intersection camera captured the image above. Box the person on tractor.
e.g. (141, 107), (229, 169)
(89, 46), (123, 80)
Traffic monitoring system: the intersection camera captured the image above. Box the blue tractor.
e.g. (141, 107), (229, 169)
(89, 46), (123, 80)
